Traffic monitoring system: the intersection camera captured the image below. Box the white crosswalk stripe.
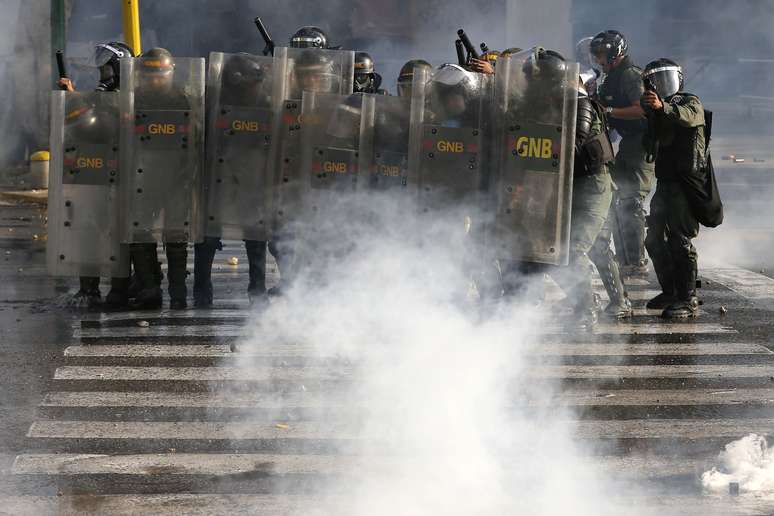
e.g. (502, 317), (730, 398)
(12, 270), (774, 514)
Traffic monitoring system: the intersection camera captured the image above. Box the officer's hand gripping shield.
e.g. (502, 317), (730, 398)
(47, 91), (129, 278)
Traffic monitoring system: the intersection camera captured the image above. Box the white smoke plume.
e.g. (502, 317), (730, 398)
(703, 434), (774, 497)
(237, 194), (627, 515)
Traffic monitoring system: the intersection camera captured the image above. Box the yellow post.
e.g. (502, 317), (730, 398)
(122, 0), (141, 56)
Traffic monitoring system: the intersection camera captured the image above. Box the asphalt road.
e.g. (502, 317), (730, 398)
(2, 190), (774, 515)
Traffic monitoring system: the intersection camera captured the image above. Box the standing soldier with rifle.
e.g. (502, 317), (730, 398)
(590, 30), (654, 278)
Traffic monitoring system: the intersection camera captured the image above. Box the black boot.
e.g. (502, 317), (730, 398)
(644, 227), (676, 310)
(104, 277), (129, 310)
(130, 243), (163, 309)
(69, 277), (102, 309)
(193, 238), (219, 308)
(166, 243), (188, 310)
(245, 240), (267, 304)
(663, 254), (699, 319)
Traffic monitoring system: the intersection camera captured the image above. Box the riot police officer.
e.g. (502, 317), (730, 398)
(57, 41), (139, 309)
(500, 49), (631, 326)
(194, 53), (271, 307)
(641, 59), (710, 318)
(353, 52), (386, 94)
(128, 48), (196, 309)
(591, 30), (653, 277)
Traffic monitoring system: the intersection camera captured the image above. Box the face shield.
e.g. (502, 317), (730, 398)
(89, 43), (129, 68)
(643, 65), (683, 98)
(291, 35), (324, 48)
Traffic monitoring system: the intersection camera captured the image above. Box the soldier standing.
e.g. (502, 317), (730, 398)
(591, 30), (654, 277)
(641, 59), (714, 318)
(56, 42), (138, 310)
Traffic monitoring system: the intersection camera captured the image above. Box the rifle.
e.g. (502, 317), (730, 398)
(455, 39), (466, 67)
(641, 76), (660, 163)
(254, 17), (275, 56)
(456, 29), (480, 63)
(55, 50), (68, 90)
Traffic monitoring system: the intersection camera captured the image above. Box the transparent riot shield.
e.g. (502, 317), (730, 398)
(47, 91), (129, 278)
(203, 52), (285, 242)
(297, 92), (371, 218)
(271, 47), (355, 232)
(407, 65), (493, 216)
(488, 48), (579, 266)
(120, 57), (205, 244)
(367, 94), (412, 192)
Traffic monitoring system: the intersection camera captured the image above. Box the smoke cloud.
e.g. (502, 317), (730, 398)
(236, 194), (630, 515)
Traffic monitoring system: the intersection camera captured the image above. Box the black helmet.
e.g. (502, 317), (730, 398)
(589, 30), (628, 64)
(92, 41), (133, 67)
(290, 26), (329, 49)
(522, 48), (567, 82)
(223, 53), (265, 89)
(139, 47), (175, 75)
(92, 41), (133, 91)
(397, 59), (432, 97)
(354, 51), (382, 94)
(643, 58), (684, 99)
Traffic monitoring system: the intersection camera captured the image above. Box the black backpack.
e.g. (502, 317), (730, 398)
(681, 109), (724, 228)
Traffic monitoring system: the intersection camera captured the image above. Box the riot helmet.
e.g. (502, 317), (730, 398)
(64, 93), (97, 131)
(429, 63), (479, 120)
(91, 41), (134, 91)
(290, 26), (329, 49)
(291, 50), (338, 96)
(397, 59), (432, 97)
(138, 47), (175, 92)
(589, 30), (628, 71)
(353, 51), (383, 94)
(522, 48), (568, 83)
(643, 58), (684, 99)
(222, 53), (268, 106)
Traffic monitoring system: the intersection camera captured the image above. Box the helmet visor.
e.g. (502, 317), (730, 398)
(644, 65), (682, 98)
(291, 36), (323, 48)
(89, 43), (128, 67)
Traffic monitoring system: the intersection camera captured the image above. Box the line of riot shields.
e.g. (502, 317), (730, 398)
(46, 47), (579, 284)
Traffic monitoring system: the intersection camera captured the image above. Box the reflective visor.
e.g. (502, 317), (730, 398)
(89, 44), (127, 67)
(643, 65), (682, 98)
(291, 36), (323, 48)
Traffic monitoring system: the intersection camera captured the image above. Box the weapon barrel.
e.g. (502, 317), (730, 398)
(455, 39), (466, 66)
(457, 29), (480, 60)
(253, 17), (275, 56)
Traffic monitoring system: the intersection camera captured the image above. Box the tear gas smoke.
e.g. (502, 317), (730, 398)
(237, 194), (628, 515)
(702, 434), (774, 498)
